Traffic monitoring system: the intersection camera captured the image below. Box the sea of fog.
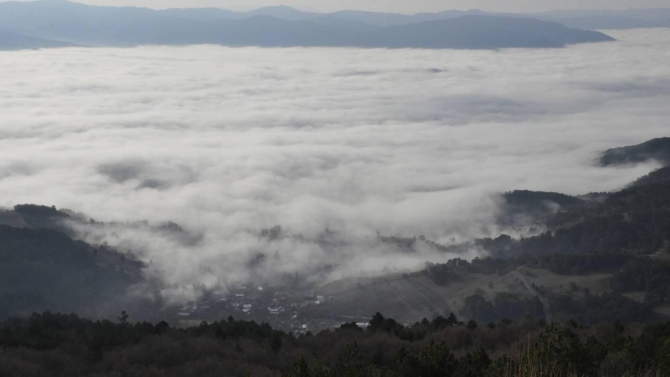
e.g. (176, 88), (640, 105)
(0, 29), (668, 301)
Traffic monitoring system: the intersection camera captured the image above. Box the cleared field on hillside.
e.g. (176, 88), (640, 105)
(312, 267), (613, 323)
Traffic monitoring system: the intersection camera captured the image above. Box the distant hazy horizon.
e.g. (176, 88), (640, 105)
(1, 0), (670, 14)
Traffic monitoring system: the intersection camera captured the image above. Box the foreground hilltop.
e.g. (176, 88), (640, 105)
(1, 311), (670, 376)
(0, 0), (614, 50)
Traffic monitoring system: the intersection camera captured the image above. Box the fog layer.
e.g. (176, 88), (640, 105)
(0, 29), (668, 301)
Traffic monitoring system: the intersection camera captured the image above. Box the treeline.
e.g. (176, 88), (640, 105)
(599, 137), (670, 167)
(424, 251), (633, 282)
(428, 168), (670, 280)
(2, 312), (670, 376)
(540, 178), (670, 255)
(460, 293), (545, 324)
(611, 257), (670, 305)
(425, 255), (661, 325)
(419, 175), (670, 329)
(499, 190), (585, 228)
(630, 166), (670, 188)
(458, 291), (653, 326)
(547, 292), (653, 326)
(492, 175), (670, 259)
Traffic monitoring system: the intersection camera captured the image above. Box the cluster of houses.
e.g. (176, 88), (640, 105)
(173, 284), (336, 334)
(301, 295), (327, 306)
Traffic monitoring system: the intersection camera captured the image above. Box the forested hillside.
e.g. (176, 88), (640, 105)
(0, 206), (149, 320)
(417, 168), (670, 325)
(318, 138), (670, 326)
(600, 137), (670, 167)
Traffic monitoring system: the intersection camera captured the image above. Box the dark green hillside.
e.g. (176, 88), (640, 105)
(11, 204), (73, 233)
(472, 173), (670, 260)
(0, 225), (144, 319)
(499, 190), (585, 227)
(503, 190), (584, 209)
(600, 137), (670, 167)
(514, 176), (670, 256)
(629, 167), (670, 188)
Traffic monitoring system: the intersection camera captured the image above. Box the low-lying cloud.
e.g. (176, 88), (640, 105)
(0, 29), (668, 302)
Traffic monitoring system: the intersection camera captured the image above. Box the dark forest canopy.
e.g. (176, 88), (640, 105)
(1, 311), (670, 376)
(600, 137), (670, 167)
(494, 170), (670, 257)
(503, 190), (584, 209)
(629, 166), (670, 188)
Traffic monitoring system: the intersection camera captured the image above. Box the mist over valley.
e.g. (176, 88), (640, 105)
(0, 27), (668, 311)
(1, 5), (670, 374)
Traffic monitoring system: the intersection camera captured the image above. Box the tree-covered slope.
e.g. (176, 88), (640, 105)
(600, 137), (670, 167)
(0, 222), (144, 319)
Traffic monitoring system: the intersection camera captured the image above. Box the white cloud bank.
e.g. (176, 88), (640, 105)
(0, 29), (668, 301)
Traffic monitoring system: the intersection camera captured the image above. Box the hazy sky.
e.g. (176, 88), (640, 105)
(4, 0), (670, 13)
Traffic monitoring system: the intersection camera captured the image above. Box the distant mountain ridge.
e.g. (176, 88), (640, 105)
(0, 28), (74, 50)
(0, 1), (615, 50)
(163, 6), (670, 30)
(133, 5), (670, 30)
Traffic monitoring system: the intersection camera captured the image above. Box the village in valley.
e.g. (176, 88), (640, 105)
(170, 284), (370, 334)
